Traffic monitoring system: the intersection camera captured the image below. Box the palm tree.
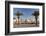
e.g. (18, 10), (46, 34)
(14, 11), (23, 24)
(32, 11), (39, 26)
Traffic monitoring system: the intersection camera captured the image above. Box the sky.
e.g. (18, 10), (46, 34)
(13, 8), (39, 20)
